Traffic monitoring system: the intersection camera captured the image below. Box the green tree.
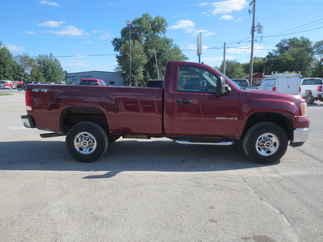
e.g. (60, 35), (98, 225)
(116, 40), (147, 86)
(30, 65), (45, 83)
(243, 57), (266, 74)
(265, 37), (314, 76)
(113, 13), (186, 86)
(35, 54), (65, 83)
(313, 40), (323, 57)
(0, 43), (18, 80)
(312, 59), (323, 77)
(220, 60), (246, 78)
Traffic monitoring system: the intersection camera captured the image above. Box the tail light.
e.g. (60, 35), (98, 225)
(25, 89), (33, 111)
(317, 85), (323, 92)
(272, 87), (277, 92)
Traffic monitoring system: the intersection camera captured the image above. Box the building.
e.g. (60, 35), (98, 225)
(66, 71), (124, 86)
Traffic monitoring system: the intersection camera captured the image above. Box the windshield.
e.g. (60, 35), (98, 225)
(302, 79), (323, 85)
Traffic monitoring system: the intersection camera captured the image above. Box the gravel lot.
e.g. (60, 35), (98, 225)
(0, 92), (322, 242)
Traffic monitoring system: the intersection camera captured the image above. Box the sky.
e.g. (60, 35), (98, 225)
(1, 0), (323, 73)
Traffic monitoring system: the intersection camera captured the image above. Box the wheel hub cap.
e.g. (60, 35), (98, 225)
(74, 132), (97, 155)
(255, 132), (280, 157)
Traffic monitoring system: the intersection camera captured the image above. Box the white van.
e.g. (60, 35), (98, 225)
(259, 73), (301, 95)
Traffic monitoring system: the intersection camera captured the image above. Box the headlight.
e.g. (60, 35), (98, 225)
(300, 102), (307, 116)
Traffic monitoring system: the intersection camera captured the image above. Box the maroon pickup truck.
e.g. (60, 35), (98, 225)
(21, 61), (309, 163)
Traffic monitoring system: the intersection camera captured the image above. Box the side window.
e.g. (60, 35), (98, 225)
(178, 66), (219, 93)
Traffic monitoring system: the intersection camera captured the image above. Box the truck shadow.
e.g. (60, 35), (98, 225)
(0, 139), (278, 178)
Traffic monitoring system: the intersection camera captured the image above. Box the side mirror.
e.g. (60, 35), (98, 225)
(217, 76), (230, 95)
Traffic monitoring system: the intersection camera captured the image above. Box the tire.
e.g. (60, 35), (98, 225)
(242, 122), (288, 163)
(66, 121), (108, 162)
(305, 95), (315, 105)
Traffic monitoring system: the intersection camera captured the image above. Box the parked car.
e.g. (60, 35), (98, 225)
(232, 79), (249, 90)
(300, 78), (323, 104)
(15, 81), (25, 89)
(0, 80), (15, 89)
(21, 61), (309, 163)
(79, 78), (106, 86)
(259, 73), (301, 95)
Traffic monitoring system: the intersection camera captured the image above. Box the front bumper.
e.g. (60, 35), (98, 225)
(21, 115), (35, 128)
(291, 128), (309, 147)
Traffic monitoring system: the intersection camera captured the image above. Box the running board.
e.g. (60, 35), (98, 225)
(174, 140), (233, 146)
(40, 133), (64, 138)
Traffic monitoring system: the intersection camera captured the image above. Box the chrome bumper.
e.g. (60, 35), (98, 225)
(291, 128), (309, 146)
(21, 115), (35, 128)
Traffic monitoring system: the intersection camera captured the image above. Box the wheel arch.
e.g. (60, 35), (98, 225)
(59, 106), (110, 134)
(242, 112), (294, 141)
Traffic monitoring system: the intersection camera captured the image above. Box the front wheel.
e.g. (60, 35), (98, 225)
(66, 121), (108, 162)
(305, 95), (315, 105)
(242, 122), (288, 163)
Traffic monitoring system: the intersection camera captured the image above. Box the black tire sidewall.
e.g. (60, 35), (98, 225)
(66, 122), (108, 162)
(243, 122), (288, 163)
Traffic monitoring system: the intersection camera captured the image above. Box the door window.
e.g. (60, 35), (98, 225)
(178, 66), (219, 93)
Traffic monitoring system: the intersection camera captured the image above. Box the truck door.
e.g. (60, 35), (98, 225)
(164, 63), (241, 138)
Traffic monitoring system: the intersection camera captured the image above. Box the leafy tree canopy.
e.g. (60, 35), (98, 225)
(113, 13), (186, 86)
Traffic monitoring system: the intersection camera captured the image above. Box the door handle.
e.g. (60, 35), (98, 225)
(176, 99), (193, 104)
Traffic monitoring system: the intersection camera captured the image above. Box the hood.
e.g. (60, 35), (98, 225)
(243, 89), (304, 103)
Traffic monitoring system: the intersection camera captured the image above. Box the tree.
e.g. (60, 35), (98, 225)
(113, 13), (186, 86)
(265, 37), (314, 76)
(0, 43), (19, 80)
(312, 59), (323, 77)
(313, 40), (323, 57)
(35, 54), (65, 83)
(312, 40), (323, 77)
(243, 57), (266, 75)
(220, 60), (246, 78)
(116, 40), (147, 86)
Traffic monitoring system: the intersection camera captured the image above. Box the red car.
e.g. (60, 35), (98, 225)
(79, 78), (106, 86)
(15, 81), (25, 89)
(21, 61), (309, 163)
(0, 80), (15, 89)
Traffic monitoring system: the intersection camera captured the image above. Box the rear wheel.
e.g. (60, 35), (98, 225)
(242, 122), (288, 163)
(66, 121), (108, 162)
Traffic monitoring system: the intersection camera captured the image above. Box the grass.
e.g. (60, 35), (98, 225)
(0, 93), (13, 96)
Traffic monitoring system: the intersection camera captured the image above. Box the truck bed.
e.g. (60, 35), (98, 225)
(28, 84), (164, 135)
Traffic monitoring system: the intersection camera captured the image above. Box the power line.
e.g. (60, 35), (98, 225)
(278, 17), (323, 33)
(54, 53), (115, 58)
(262, 25), (323, 39)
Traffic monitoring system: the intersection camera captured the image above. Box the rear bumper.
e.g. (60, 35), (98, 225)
(21, 115), (35, 128)
(290, 128), (309, 147)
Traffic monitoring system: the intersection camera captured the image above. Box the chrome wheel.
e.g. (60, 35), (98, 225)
(73, 132), (97, 155)
(255, 132), (280, 157)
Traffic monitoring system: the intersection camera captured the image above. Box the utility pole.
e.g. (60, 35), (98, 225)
(153, 50), (161, 80)
(127, 21), (132, 86)
(197, 32), (202, 63)
(222, 42), (227, 75)
(249, 0), (256, 87)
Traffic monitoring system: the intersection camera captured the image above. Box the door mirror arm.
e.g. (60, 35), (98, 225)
(217, 76), (231, 96)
